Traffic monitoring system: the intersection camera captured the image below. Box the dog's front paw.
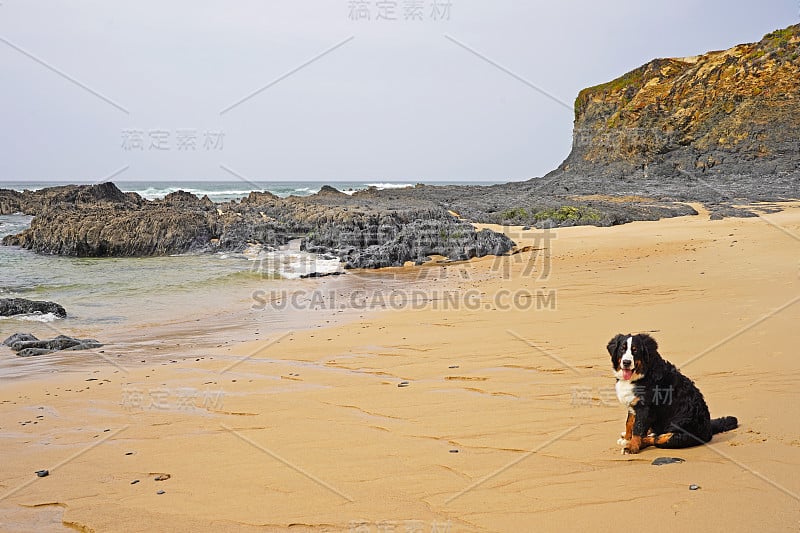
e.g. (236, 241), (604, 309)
(623, 436), (642, 454)
(617, 437), (629, 447)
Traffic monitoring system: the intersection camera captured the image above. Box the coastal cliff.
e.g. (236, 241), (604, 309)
(388, 24), (800, 224)
(551, 24), (800, 192)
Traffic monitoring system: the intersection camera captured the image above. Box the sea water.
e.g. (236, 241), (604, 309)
(1, 180), (497, 202)
(0, 181), (492, 377)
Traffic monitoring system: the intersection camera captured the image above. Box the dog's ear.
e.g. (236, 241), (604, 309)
(641, 334), (666, 380)
(606, 334), (625, 360)
(640, 334), (658, 356)
(639, 333), (660, 366)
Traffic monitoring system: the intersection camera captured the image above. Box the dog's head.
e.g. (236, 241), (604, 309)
(607, 333), (659, 382)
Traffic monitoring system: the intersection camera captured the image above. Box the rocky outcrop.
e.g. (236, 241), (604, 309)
(6, 204), (218, 256)
(0, 182), (142, 216)
(549, 24), (800, 201)
(0, 298), (67, 318)
(2, 182), (515, 265)
(3, 333), (102, 357)
(227, 189), (515, 268)
(306, 217), (514, 269)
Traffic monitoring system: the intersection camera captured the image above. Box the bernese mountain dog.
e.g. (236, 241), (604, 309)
(607, 333), (738, 454)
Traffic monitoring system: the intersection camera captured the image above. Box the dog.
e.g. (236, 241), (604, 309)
(607, 333), (738, 454)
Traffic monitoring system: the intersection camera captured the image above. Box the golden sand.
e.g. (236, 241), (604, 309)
(2, 204), (799, 532)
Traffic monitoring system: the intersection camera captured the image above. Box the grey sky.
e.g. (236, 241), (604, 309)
(1, 1), (797, 183)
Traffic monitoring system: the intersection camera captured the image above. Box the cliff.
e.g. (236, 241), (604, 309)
(557, 24), (800, 188)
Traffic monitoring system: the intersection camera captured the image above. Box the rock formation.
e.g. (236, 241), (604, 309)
(2, 333), (103, 357)
(547, 24), (800, 202)
(0, 298), (67, 318)
(1, 182), (515, 264)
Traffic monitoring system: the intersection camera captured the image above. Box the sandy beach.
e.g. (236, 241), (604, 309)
(2, 204), (799, 532)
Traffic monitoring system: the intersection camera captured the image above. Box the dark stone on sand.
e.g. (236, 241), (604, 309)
(35, 470), (49, 478)
(398, 381), (410, 387)
(651, 457), (685, 466)
(300, 271), (344, 279)
(157, 490), (166, 495)
(17, 348), (54, 357)
(3, 333), (103, 357)
(0, 298), (66, 318)
(449, 449), (459, 453)
(689, 484), (700, 491)
(2, 333), (38, 347)
(131, 479), (140, 484)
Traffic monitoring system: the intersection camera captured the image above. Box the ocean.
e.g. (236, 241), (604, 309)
(1, 180), (499, 202)
(0, 180), (495, 378)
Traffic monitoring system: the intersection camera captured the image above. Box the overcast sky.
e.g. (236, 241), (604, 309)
(1, 1), (797, 183)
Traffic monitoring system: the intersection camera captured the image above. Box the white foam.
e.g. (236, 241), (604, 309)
(366, 182), (414, 190)
(0, 312), (61, 323)
(221, 242), (343, 279)
(134, 187), (256, 200)
(135, 186), (183, 199)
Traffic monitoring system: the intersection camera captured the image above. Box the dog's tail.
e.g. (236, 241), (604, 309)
(711, 416), (738, 434)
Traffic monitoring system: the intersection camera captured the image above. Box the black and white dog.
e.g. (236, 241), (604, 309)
(607, 333), (738, 454)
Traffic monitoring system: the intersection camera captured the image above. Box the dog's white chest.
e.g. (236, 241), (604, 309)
(616, 380), (637, 407)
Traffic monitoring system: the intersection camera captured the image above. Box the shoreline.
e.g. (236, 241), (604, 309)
(1, 205), (799, 531)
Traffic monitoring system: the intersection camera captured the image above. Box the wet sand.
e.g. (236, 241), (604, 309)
(1, 203), (799, 532)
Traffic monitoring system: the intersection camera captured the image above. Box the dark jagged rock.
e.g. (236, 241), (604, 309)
(0, 182), (141, 216)
(2, 182), (515, 265)
(3, 333), (38, 346)
(312, 219), (515, 269)
(232, 190), (515, 268)
(0, 298), (67, 318)
(3, 333), (102, 357)
(315, 185), (348, 197)
(2, 183), (219, 256)
(300, 271), (344, 279)
(4, 206), (218, 256)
